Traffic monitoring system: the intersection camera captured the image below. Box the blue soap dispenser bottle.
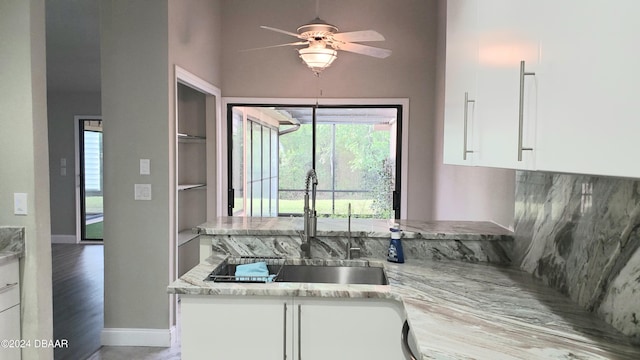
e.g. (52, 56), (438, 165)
(387, 223), (404, 263)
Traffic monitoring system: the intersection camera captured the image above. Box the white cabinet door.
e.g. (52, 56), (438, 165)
(180, 295), (292, 360)
(443, 0), (479, 166)
(294, 298), (404, 360)
(535, 0), (640, 178)
(180, 295), (405, 360)
(0, 259), (19, 311)
(0, 305), (21, 360)
(0, 258), (20, 360)
(474, 0), (540, 170)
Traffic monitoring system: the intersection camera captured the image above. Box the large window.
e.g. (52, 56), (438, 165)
(230, 108), (279, 216)
(228, 104), (401, 219)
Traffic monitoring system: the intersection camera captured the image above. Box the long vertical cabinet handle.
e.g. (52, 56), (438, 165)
(0, 282), (18, 292)
(283, 303), (287, 360)
(518, 60), (535, 161)
(298, 304), (302, 360)
(463, 92), (476, 160)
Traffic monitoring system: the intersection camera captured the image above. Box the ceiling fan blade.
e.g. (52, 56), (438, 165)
(260, 25), (304, 39)
(338, 42), (392, 58)
(240, 42), (308, 52)
(332, 30), (385, 43)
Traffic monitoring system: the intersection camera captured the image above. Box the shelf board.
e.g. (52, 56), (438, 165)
(178, 229), (199, 247)
(178, 133), (206, 143)
(178, 184), (206, 191)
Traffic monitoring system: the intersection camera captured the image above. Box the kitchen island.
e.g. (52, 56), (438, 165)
(169, 218), (640, 359)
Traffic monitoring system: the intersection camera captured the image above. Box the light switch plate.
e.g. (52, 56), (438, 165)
(140, 159), (150, 175)
(134, 184), (152, 200)
(14, 193), (27, 215)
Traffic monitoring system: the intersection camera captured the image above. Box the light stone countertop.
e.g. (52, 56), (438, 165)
(195, 217), (514, 240)
(168, 254), (640, 359)
(0, 226), (24, 265)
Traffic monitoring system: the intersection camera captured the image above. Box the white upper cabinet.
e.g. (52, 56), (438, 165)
(444, 0), (640, 178)
(534, 0), (640, 178)
(474, 0), (540, 170)
(443, 0), (478, 165)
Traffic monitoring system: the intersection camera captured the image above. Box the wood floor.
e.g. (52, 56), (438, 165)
(52, 244), (104, 360)
(52, 243), (182, 360)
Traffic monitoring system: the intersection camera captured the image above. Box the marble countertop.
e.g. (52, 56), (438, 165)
(0, 226), (24, 264)
(195, 217), (513, 240)
(168, 254), (640, 359)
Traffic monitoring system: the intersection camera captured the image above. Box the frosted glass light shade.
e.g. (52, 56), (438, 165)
(298, 47), (337, 74)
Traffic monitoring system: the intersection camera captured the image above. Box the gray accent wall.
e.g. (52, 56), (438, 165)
(220, 0), (439, 220)
(513, 170), (640, 343)
(0, 1), (54, 359)
(101, 0), (222, 338)
(47, 91), (101, 237)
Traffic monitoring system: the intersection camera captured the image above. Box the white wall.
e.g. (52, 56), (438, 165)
(431, 0), (515, 228)
(220, 0), (438, 220)
(100, 0), (222, 345)
(0, 1), (53, 359)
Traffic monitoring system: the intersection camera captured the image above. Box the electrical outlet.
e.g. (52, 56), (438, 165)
(134, 184), (152, 200)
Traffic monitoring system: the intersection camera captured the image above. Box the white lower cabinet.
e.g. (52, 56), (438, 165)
(0, 305), (21, 360)
(0, 258), (21, 360)
(294, 297), (405, 360)
(181, 296), (288, 360)
(180, 295), (405, 360)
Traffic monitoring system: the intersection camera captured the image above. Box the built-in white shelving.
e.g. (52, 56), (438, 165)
(178, 229), (199, 247)
(178, 184), (206, 191)
(176, 82), (208, 277)
(178, 133), (206, 143)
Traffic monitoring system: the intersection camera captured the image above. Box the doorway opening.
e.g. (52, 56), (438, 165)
(228, 104), (402, 219)
(79, 118), (103, 241)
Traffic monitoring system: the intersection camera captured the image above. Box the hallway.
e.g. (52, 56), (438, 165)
(52, 244), (181, 360)
(52, 244), (103, 360)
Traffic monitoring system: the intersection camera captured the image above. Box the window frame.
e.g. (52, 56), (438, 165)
(220, 98), (409, 220)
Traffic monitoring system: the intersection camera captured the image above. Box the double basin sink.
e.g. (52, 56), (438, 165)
(208, 258), (388, 285)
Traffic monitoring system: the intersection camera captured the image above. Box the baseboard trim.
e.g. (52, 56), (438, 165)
(101, 327), (175, 347)
(51, 234), (77, 244)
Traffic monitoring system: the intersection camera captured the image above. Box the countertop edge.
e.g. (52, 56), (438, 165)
(0, 252), (20, 266)
(194, 218), (514, 241)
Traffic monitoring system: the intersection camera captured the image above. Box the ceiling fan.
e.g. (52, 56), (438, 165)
(247, 17), (392, 75)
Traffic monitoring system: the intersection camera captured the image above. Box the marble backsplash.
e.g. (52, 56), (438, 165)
(513, 170), (640, 343)
(204, 234), (513, 264)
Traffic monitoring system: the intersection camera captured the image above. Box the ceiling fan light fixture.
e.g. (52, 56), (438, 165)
(298, 47), (337, 75)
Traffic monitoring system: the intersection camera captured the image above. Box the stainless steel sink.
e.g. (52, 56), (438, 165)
(277, 264), (388, 285)
(207, 258), (388, 285)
